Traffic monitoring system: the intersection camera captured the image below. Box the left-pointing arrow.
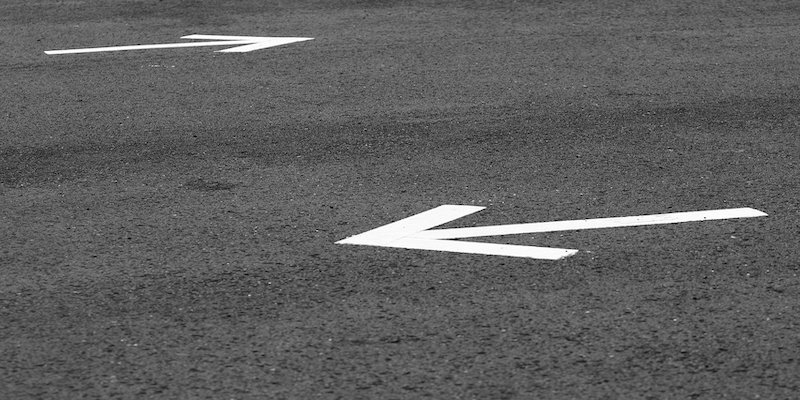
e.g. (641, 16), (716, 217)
(44, 34), (314, 55)
(337, 205), (768, 260)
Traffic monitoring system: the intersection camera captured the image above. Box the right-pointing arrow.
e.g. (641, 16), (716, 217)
(45, 34), (314, 55)
(337, 205), (768, 259)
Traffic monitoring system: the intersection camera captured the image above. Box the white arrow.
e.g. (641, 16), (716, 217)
(44, 34), (314, 55)
(337, 205), (768, 260)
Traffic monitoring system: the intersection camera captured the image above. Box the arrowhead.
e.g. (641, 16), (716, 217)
(181, 34), (314, 52)
(337, 205), (579, 260)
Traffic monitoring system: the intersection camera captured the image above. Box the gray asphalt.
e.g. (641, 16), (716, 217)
(2, 0), (799, 398)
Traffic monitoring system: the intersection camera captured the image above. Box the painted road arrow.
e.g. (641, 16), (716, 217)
(45, 34), (314, 55)
(337, 205), (768, 260)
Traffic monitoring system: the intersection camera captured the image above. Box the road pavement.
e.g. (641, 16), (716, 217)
(2, 0), (799, 398)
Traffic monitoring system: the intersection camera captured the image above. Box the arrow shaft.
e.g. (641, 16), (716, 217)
(415, 207), (768, 239)
(182, 34), (273, 41)
(44, 40), (255, 55)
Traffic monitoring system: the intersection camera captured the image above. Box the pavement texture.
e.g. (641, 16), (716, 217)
(1, 0), (799, 398)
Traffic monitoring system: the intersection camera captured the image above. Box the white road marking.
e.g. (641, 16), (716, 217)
(337, 205), (767, 259)
(44, 34), (314, 55)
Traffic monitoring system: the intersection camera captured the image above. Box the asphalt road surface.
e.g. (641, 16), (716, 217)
(2, 0), (799, 398)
